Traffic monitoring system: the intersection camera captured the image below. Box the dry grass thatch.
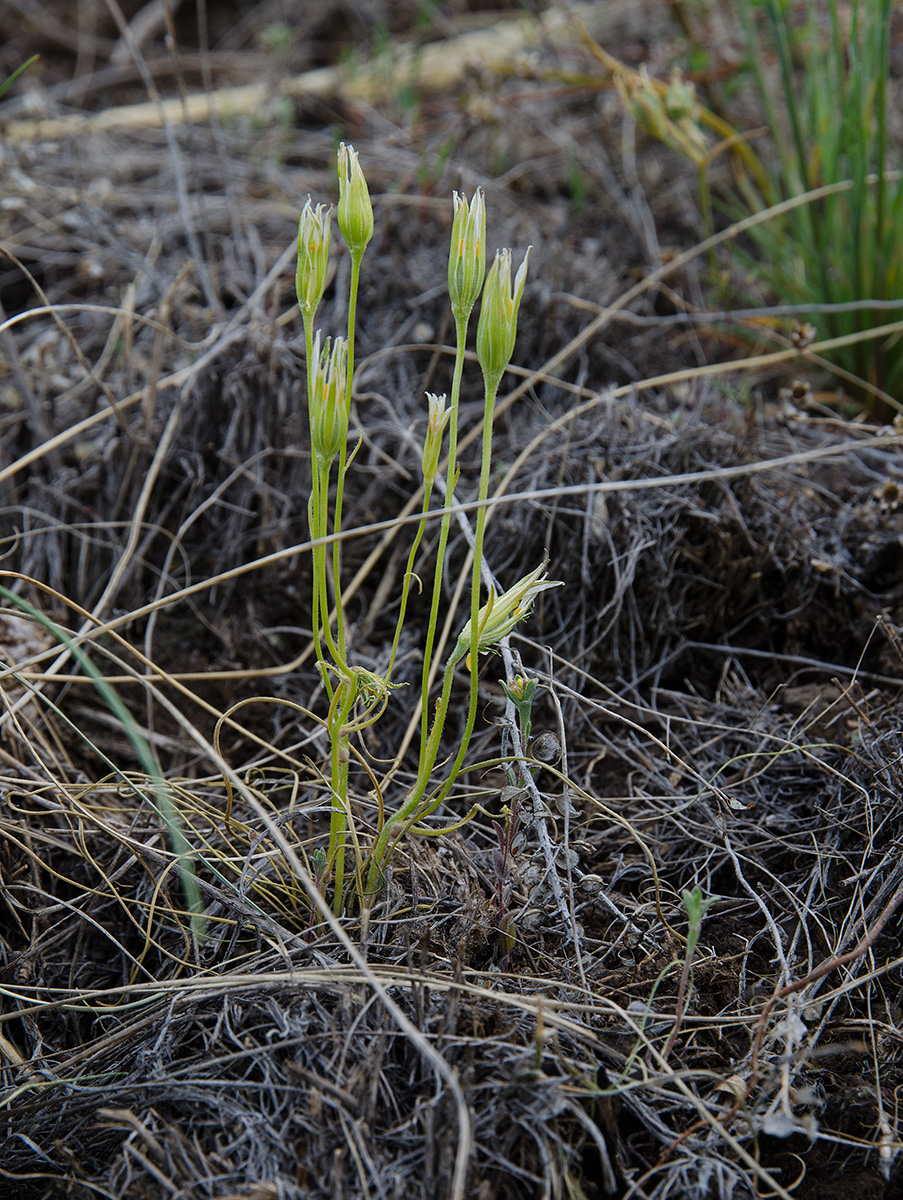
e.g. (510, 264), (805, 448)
(2, 3), (903, 1198)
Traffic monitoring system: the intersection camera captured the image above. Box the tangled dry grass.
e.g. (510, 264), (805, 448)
(2, 3), (903, 1198)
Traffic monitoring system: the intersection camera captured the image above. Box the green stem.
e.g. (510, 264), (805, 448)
(326, 674), (357, 914)
(316, 459), (343, 668)
(303, 316), (331, 692)
(419, 315), (468, 759)
(385, 485), (434, 682)
(0, 586), (205, 946)
(365, 647), (460, 896)
(365, 373), (500, 897)
(468, 376), (497, 676)
(332, 250), (363, 666)
(413, 375), (498, 820)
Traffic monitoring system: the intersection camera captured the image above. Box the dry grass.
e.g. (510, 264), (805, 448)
(2, 3), (903, 1198)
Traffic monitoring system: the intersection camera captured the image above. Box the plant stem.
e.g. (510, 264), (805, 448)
(0, 586), (206, 946)
(302, 317), (332, 693)
(364, 374), (500, 896)
(386, 485), (434, 682)
(315, 459), (343, 668)
(332, 250), (363, 667)
(327, 674), (357, 914)
(364, 648), (460, 897)
(418, 314), (468, 759)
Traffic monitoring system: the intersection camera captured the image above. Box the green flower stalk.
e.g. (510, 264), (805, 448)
(476, 247), (531, 394)
(451, 561), (562, 669)
(448, 188), (486, 322)
(306, 331), (350, 674)
(467, 243), (531, 718)
(328, 144), (373, 669)
(418, 189), (487, 758)
(297, 200), (336, 684)
(383, 391), (450, 686)
(337, 143), (374, 256)
(365, 561), (561, 897)
(296, 198), (332, 326)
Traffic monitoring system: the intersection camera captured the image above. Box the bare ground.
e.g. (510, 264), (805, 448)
(1, 2), (902, 1198)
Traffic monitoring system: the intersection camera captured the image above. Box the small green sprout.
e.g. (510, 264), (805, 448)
(681, 884), (717, 960)
(661, 885), (719, 1063)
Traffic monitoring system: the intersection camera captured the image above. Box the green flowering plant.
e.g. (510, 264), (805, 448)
(308, 333), (348, 469)
(293, 146), (561, 914)
(448, 187), (486, 320)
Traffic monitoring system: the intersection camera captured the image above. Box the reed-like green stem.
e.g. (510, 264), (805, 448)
(365, 373), (499, 897)
(332, 250), (363, 667)
(302, 316), (332, 693)
(365, 645), (460, 897)
(0, 586), (206, 946)
(315, 459), (342, 668)
(386, 485), (434, 683)
(419, 315), (468, 760)
(326, 674), (357, 914)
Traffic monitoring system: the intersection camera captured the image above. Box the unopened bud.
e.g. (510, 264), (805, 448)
(337, 143), (373, 256)
(308, 332), (349, 466)
(448, 188), (486, 320)
(476, 246), (531, 393)
(422, 392), (451, 484)
(295, 197), (332, 323)
(503, 674), (536, 705)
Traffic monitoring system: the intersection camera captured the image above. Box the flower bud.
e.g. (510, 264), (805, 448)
(309, 331), (349, 467)
(448, 188), (486, 320)
(453, 560), (562, 669)
(337, 143), (373, 256)
(295, 197), (332, 323)
(421, 392), (451, 484)
(476, 246), (531, 392)
(502, 674), (536, 705)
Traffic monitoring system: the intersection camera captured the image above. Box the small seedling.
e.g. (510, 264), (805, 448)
(661, 885), (718, 1062)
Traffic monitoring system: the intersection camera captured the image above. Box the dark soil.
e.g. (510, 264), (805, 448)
(1, 3), (902, 1199)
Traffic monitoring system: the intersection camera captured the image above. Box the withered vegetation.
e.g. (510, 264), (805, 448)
(1, 3), (902, 1199)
